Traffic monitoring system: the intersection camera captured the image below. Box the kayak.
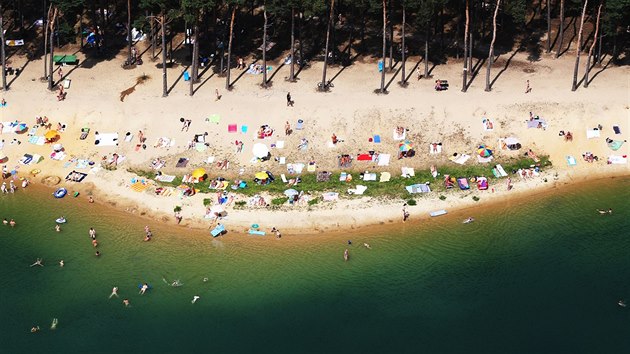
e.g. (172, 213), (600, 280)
(55, 218), (66, 224)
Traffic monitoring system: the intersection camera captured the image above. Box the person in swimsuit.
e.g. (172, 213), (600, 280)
(109, 287), (119, 298)
(30, 258), (43, 267)
(139, 283), (148, 295)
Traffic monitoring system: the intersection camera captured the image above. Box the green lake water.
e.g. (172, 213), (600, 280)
(1, 177), (629, 353)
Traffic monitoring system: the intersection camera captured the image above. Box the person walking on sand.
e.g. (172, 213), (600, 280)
(286, 92), (293, 107)
(109, 287), (119, 298)
(402, 205), (410, 222)
(138, 130), (145, 144)
(525, 80), (531, 93)
(215, 89), (221, 101)
(285, 121), (291, 136)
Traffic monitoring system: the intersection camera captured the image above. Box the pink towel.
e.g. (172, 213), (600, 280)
(228, 124), (237, 133)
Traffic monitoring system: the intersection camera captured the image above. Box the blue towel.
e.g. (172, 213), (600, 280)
(241, 125), (248, 133)
(183, 71), (190, 81)
(373, 135), (381, 143)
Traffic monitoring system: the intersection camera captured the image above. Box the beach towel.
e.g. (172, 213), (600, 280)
(401, 167), (415, 178)
(241, 125), (248, 134)
(527, 119), (547, 129)
(373, 135), (381, 143)
(377, 154), (390, 166)
(607, 155), (628, 164)
(65, 171), (87, 182)
(211, 224), (226, 237)
(477, 155), (494, 163)
(457, 177), (470, 190)
(275, 141), (285, 149)
(130, 181), (149, 192)
(248, 229), (266, 236)
(124, 133), (134, 142)
(195, 143), (207, 152)
(406, 184), (431, 194)
(482, 118), (494, 131)
(63, 79), (71, 89)
(323, 192), (339, 201)
(477, 177), (489, 190)
(348, 185), (367, 195)
(28, 125), (39, 136)
(76, 159), (89, 169)
(278, 157), (286, 165)
(492, 164), (508, 178)
(307, 164), (316, 172)
(449, 154), (470, 165)
(586, 129), (601, 139)
(607, 140), (625, 151)
(19, 154), (33, 165)
(28, 136), (38, 144)
(80, 128), (90, 140)
(50, 151), (66, 161)
(317, 171), (332, 182)
(155, 174), (176, 183)
(613, 126), (621, 135)
(287, 163), (304, 174)
(207, 114), (221, 124)
(429, 143), (442, 154)
(380, 172), (391, 182)
(228, 124), (237, 133)
(296, 119), (304, 130)
(36, 136), (45, 145)
(281, 174), (288, 183)
(175, 158), (189, 168)
(357, 154), (372, 161)
(566, 156), (577, 166)
(94, 133), (119, 146)
(393, 129), (406, 141)
(362, 173), (377, 181)
(31, 154), (43, 164)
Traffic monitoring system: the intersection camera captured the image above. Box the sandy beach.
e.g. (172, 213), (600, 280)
(0, 44), (628, 233)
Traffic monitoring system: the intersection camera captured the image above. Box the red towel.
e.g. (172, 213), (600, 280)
(357, 154), (372, 161)
(228, 124), (237, 133)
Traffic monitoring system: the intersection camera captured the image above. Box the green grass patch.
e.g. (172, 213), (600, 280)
(406, 199), (417, 206)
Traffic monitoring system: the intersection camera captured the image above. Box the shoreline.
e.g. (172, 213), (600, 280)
(24, 166), (629, 236)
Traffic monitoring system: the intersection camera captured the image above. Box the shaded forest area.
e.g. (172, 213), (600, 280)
(0, 0), (628, 94)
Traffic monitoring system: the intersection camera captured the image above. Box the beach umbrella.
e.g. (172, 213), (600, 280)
(14, 123), (28, 133)
(191, 168), (206, 179)
(52, 143), (63, 152)
(399, 140), (413, 152)
(504, 137), (519, 145)
(284, 189), (299, 197)
(252, 143), (270, 158)
(254, 171), (269, 180)
(477, 146), (493, 157)
(45, 130), (59, 140)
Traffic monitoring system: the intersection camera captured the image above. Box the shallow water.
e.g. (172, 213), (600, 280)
(1, 177), (629, 353)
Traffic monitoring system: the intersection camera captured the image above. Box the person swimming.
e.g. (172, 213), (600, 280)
(123, 299), (130, 307)
(95, 251), (100, 257)
(30, 326), (40, 333)
(59, 260), (64, 267)
(89, 228), (96, 239)
(203, 277), (208, 283)
(30, 258), (43, 267)
(55, 224), (61, 232)
(597, 209), (613, 214)
(192, 295), (200, 304)
(51, 318), (58, 330)
(463, 217), (475, 224)
(364, 243), (371, 249)
(619, 299), (627, 308)
(139, 283), (149, 295)
(9, 219), (16, 227)
(109, 287), (119, 298)
(92, 239), (98, 248)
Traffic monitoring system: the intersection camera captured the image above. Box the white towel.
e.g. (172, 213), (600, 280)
(608, 155), (627, 164)
(401, 167), (415, 178)
(586, 129), (601, 139)
(429, 143), (442, 154)
(377, 154), (390, 166)
(278, 157), (286, 165)
(450, 154), (470, 165)
(276, 140), (285, 149)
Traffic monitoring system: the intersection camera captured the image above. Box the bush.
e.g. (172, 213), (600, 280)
(271, 197), (286, 206)
(235, 201), (246, 207)
(173, 206), (182, 212)
(406, 199), (417, 206)
(203, 198), (213, 207)
(439, 195), (447, 200)
(308, 198), (319, 206)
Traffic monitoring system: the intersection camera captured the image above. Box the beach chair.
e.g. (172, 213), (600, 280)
(80, 128), (90, 140)
(296, 119), (304, 130)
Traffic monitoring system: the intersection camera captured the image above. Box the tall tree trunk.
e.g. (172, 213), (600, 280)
(289, 7), (295, 82)
(380, 0), (386, 93)
(546, 0), (552, 53)
(462, 0), (469, 92)
(48, 7), (57, 91)
(596, 22), (603, 64)
(262, 2), (268, 88)
(387, 0), (393, 71)
(127, 0), (132, 64)
(44, 4), (51, 80)
(584, 2), (602, 88)
(320, 0), (335, 90)
(151, 12), (156, 59)
(225, 6), (236, 90)
(190, 18), (199, 96)
(0, 5), (7, 90)
(572, 0), (589, 91)
(556, 0), (564, 58)
(424, 18), (429, 78)
(484, 0), (500, 92)
(400, 5), (406, 84)
(160, 12), (167, 97)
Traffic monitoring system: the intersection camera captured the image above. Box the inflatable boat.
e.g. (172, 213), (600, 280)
(53, 188), (67, 198)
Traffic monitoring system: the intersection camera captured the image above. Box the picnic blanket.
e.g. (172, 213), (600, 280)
(492, 164), (508, 177)
(377, 154), (390, 166)
(287, 163), (304, 174)
(607, 140), (625, 151)
(586, 129), (601, 139)
(380, 172), (391, 182)
(406, 184), (431, 194)
(449, 154), (470, 165)
(130, 181), (149, 192)
(322, 192), (339, 201)
(477, 155), (494, 163)
(527, 119), (547, 129)
(607, 155), (627, 164)
(94, 133), (119, 146)
(362, 173), (377, 181)
(348, 185), (367, 195)
(156, 174), (176, 183)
